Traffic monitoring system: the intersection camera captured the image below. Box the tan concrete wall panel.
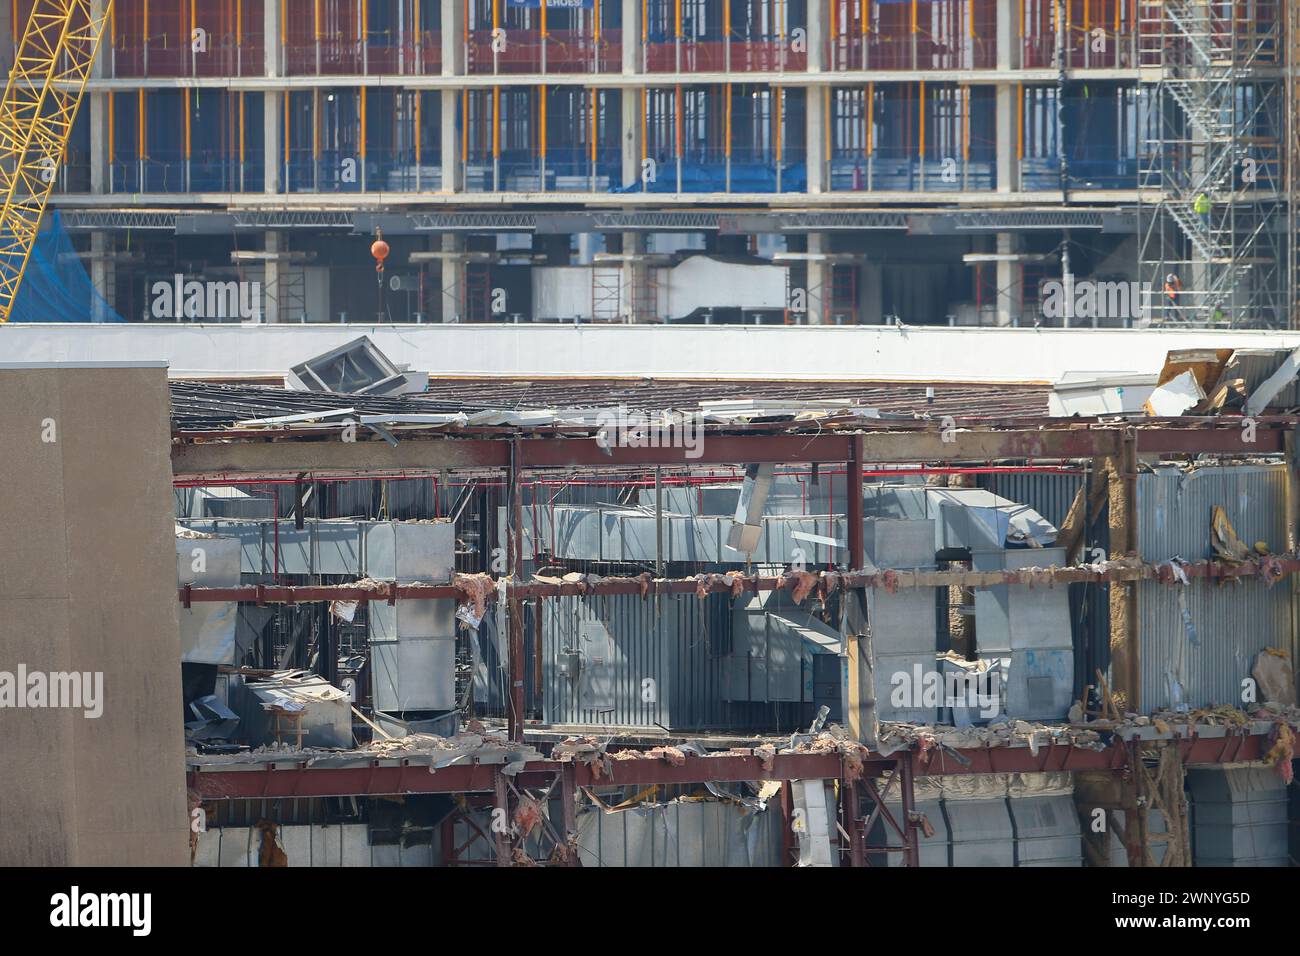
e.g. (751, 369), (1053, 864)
(0, 365), (188, 866)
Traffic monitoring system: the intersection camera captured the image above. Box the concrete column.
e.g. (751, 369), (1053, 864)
(995, 1), (1020, 194)
(440, 90), (462, 192)
(622, 0), (642, 73)
(264, 0), (281, 76)
(89, 231), (116, 322)
(621, 89), (643, 190)
(263, 232), (283, 323)
(807, 233), (829, 325)
(861, 261), (883, 324)
(89, 95), (110, 193)
(806, 86), (827, 193)
(806, 0), (826, 72)
(996, 84), (1018, 193)
(441, 233), (465, 322)
(995, 233), (1023, 326)
(622, 232), (648, 322)
(442, 0), (465, 75)
(263, 91), (282, 194)
(620, 0), (643, 193)
(996, 0), (1019, 70)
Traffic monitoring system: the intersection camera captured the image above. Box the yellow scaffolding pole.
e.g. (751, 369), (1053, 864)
(0, 0), (111, 323)
(360, 86), (368, 162)
(282, 89), (289, 171)
(866, 82), (873, 156)
(492, 84), (500, 161)
(775, 86), (782, 163)
(674, 84), (682, 158)
(414, 90), (422, 167)
(918, 80), (925, 159)
(725, 82), (732, 158)
(538, 84), (546, 159)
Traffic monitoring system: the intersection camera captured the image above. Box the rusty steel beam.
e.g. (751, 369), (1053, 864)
(171, 425), (1292, 479)
(186, 753), (850, 800)
(171, 438), (512, 477)
(187, 730), (1281, 800)
(177, 555), (1300, 607)
(908, 730), (1273, 777)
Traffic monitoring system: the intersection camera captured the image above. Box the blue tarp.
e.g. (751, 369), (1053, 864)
(8, 212), (123, 323)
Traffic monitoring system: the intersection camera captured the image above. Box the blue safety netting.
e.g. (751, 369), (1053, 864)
(8, 212), (123, 323)
(612, 161), (807, 194)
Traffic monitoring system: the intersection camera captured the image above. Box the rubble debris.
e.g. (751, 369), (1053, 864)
(454, 572), (494, 618)
(781, 569), (819, 604)
(254, 820), (288, 867)
(1252, 648), (1296, 708)
(645, 745), (687, 766)
(1210, 506), (1252, 563)
(513, 795), (545, 837)
(1263, 723), (1295, 784)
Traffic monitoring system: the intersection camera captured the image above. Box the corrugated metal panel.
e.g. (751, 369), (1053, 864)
(543, 592), (730, 730)
(575, 800), (783, 867)
(1137, 465), (1293, 710)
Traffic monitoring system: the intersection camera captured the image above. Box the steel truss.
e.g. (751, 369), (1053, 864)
(0, 0), (109, 323)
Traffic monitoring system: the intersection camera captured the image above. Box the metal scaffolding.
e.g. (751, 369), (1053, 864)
(1136, 0), (1288, 328)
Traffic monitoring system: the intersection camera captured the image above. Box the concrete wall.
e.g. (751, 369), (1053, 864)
(4, 324), (1300, 383)
(0, 362), (189, 865)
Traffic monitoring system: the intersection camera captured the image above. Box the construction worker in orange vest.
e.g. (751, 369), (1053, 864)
(1164, 273), (1182, 305)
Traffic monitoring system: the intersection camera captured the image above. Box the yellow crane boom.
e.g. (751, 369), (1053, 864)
(0, 0), (110, 324)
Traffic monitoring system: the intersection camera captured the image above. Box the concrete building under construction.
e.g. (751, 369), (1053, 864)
(3, 0), (1293, 329)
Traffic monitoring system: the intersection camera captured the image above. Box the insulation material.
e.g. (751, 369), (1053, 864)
(1143, 370), (1206, 416)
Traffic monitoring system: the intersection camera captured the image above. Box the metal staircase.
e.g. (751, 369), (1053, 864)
(1136, 0), (1286, 328)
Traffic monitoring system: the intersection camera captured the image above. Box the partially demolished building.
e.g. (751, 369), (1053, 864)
(156, 341), (1300, 868)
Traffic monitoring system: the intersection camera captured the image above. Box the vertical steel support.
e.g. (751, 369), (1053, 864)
(847, 433), (864, 569)
(560, 762), (579, 866)
(507, 437), (526, 743)
(899, 755), (919, 867)
(780, 779), (796, 866)
(654, 465), (664, 576)
(843, 771), (865, 867)
(493, 769), (512, 866)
